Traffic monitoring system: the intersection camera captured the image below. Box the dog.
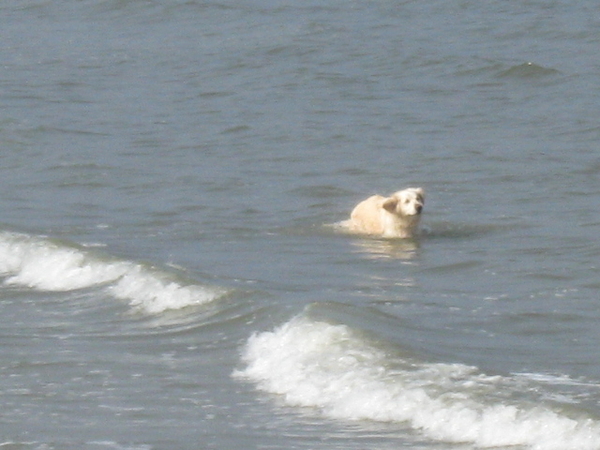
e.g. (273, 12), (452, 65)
(344, 188), (425, 238)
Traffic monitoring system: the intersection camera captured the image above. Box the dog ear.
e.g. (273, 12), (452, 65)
(382, 197), (398, 212)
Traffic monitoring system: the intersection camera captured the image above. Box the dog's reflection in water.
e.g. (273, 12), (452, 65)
(351, 237), (420, 260)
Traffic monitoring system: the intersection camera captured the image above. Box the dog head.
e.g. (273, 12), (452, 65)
(382, 188), (425, 217)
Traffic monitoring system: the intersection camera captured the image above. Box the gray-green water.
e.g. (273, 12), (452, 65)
(2, 1), (600, 448)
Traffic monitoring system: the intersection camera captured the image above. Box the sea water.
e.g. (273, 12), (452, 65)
(2, 1), (600, 449)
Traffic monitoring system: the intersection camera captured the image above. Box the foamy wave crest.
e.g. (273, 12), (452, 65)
(109, 267), (224, 314)
(235, 316), (600, 450)
(0, 232), (224, 313)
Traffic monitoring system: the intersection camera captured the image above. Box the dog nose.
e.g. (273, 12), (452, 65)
(416, 205), (423, 214)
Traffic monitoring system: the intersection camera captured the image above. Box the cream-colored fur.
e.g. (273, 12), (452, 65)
(345, 188), (425, 238)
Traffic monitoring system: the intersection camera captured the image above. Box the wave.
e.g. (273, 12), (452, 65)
(498, 62), (560, 79)
(235, 315), (600, 449)
(0, 231), (225, 314)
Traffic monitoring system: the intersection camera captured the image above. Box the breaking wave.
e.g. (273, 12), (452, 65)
(0, 231), (225, 314)
(235, 315), (600, 450)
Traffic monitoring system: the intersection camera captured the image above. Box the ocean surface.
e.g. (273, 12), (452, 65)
(2, 1), (600, 449)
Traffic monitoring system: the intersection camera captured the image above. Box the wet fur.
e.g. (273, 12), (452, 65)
(345, 188), (425, 238)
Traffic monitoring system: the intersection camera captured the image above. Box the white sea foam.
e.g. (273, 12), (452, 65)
(0, 232), (224, 313)
(109, 266), (225, 314)
(235, 316), (600, 450)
